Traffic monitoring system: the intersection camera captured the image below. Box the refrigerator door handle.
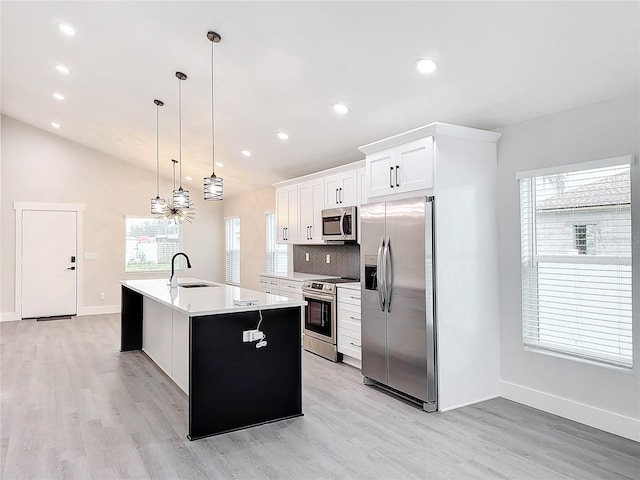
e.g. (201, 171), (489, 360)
(377, 236), (386, 311)
(384, 237), (393, 312)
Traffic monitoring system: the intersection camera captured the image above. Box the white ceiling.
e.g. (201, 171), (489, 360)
(2, 1), (638, 198)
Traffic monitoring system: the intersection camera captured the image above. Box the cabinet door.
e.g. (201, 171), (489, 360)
(325, 174), (342, 208)
(340, 170), (358, 206)
(298, 179), (324, 244)
(395, 137), (434, 193)
(367, 148), (394, 198)
(275, 187), (289, 243)
(357, 168), (366, 244)
(286, 187), (298, 244)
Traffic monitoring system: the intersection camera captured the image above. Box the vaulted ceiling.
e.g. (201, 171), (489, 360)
(2, 1), (638, 197)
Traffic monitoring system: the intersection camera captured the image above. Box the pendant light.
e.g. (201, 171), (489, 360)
(162, 159), (195, 223)
(203, 31), (223, 201)
(151, 99), (167, 214)
(173, 71), (190, 208)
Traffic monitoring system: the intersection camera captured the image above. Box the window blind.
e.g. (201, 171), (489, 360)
(225, 217), (240, 285)
(519, 163), (632, 368)
(265, 213), (287, 274)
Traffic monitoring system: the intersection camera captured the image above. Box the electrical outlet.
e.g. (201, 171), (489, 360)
(242, 330), (264, 342)
(99, 293), (105, 300)
(305, 252), (310, 262)
(326, 254), (330, 263)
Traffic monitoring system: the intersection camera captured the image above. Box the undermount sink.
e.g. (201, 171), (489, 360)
(179, 283), (219, 289)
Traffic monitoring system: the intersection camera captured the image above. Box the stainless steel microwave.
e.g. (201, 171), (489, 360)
(322, 206), (357, 241)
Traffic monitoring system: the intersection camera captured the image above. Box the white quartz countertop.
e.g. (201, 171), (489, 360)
(337, 282), (361, 291)
(122, 278), (306, 316)
(258, 272), (340, 281)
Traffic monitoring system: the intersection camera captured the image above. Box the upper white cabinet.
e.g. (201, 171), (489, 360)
(276, 185), (298, 244)
(298, 179), (324, 244)
(325, 170), (358, 208)
(366, 137), (434, 199)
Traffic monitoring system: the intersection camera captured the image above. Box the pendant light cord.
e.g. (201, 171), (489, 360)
(211, 36), (215, 176)
(156, 103), (160, 197)
(178, 77), (183, 188)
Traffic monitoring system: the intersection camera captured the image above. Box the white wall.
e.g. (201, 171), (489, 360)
(496, 93), (640, 441)
(223, 187), (276, 291)
(1, 115), (224, 319)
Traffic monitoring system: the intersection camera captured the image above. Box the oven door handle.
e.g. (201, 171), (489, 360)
(377, 236), (386, 312)
(303, 291), (335, 303)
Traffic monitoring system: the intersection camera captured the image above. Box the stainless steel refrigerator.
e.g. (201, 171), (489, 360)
(360, 196), (437, 412)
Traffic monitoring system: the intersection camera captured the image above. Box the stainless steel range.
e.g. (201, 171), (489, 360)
(302, 278), (358, 362)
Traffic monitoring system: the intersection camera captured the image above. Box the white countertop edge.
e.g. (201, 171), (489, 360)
(336, 282), (361, 291)
(258, 272), (341, 281)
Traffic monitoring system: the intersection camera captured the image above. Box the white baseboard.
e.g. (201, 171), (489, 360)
(1, 312), (20, 322)
(77, 305), (120, 316)
(439, 394), (501, 412)
(500, 380), (640, 442)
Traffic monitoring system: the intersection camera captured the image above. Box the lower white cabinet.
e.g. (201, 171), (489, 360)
(259, 275), (304, 342)
(337, 286), (362, 368)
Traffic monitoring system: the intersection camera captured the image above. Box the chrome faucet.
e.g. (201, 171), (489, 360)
(169, 252), (192, 288)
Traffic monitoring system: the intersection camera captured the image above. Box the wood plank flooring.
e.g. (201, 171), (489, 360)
(1, 314), (638, 479)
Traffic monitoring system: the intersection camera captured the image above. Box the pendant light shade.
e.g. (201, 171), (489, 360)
(173, 71), (191, 208)
(162, 159), (195, 223)
(151, 99), (167, 214)
(204, 31), (223, 201)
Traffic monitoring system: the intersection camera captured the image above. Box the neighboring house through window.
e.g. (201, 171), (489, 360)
(518, 159), (632, 368)
(225, 217), (240, 285)
(125, 217), (181, 272)
(265, 212), (287, 275)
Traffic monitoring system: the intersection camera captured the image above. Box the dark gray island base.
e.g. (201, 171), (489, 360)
(121, 284), (303, 440)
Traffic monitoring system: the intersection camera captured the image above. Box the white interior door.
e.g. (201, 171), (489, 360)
(22, 210), (77, 318)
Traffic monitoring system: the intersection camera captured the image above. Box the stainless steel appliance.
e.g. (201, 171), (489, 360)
(302, 278), (359, 361)
(360, 196), (437, 412)
(321, 206), (357, 241)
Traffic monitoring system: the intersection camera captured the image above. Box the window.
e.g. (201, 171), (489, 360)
(265, 212), (287, 274)
(125, 217), (181, 272)
(519, 161), (632, 368)
(225, 217), (240, 285)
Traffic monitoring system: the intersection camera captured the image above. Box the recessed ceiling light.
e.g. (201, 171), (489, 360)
(415, 58), (437, 74)
(333, 103), (349, 115)
(58, 24), (76, 36)
(215, 162), (224, 168)
(53, 93), (65, 101)
(241, 150), (252, 157)
(277, 132), (289, 140)
(185, 176), (192, 181)
(51, 122), (61, 129)
(55, 64), (70, 75)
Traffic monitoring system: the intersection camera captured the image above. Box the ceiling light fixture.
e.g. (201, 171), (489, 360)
(204, 31), (223, 201)
(415, 58), (438, 74)
(333, 103), (349, 115)
(241, 150), (252, 157)
(277, 132), (289, 140)
(163, 159), (195, 223)
(58, 24), (76, 36)
(173, 71), (191, 209)
(151, 99), (167, 215)
(53, 93), (65, 101)
(55, 64), (70, 75)
(51, 122), (61, 129)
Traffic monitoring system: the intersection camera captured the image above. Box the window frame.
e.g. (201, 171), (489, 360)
(225, 216), (241, 285)
(518, 157), (633, 369)
(124, 216), (183, 273)
(265, 211), (288, 275)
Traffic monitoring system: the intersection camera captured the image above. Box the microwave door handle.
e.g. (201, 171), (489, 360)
(377, 237), (386, 311)
(339, 211), (346, 237)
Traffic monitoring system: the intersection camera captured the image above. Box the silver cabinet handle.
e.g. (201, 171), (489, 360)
(390, 166), (394, 188)
(349, 316), (360, 320)
(396, 165), (400, 187)
(309, 225), (312, 239)
(307, 226), (310, 240)
(339, 187), (343, 203)
(336, 188), (339, 204)
(349, 342), (361, 348)
(349, 295), (359, 299)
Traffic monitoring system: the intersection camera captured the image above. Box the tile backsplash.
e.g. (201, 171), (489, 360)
(293, 244), (360, 280)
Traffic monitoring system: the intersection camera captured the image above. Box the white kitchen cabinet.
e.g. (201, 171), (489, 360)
(276, 185), (298, 244)
(337, 286), (362, 369)
(298, 179), (324, 244)
(325, 170), (358, 208)
(366, 137), (434, 199)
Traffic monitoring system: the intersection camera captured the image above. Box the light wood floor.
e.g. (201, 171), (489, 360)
(1, 314), (638, 479)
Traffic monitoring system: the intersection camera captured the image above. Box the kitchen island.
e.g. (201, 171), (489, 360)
(120, 278), (306, 440)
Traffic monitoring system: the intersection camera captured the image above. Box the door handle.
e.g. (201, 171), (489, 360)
(67, 266), (76, 271)
(336, 188), (339, 204)
(309, 225), (313, 239)
(389, 166), (394, 188)
(307, 226), (311, 240)
(339, 187), (343, 203)
(384, 237), (393, 312)
(349, 342), (361, 348)
(284, 227), (287, 241)
(395, 165), (400, 187)
(377, 237), (386, 312)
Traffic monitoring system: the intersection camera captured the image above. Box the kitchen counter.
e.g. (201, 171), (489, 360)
(337, 282), (361, 291)
(120, 277), (303, 441)
(122, 277), (306, 316)
(258, 272), (340, 281)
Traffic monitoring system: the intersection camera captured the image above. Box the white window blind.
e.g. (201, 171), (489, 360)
(519, 163), (632, 368)
(225, 217), (240, 285)
(265, 213), (287, 274)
